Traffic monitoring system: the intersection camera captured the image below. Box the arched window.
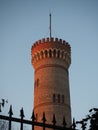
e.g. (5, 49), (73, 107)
(57, 50), (60, 58)
(53, 49), (56, 57)
(45, 50), (48, 57)
(49, 49), (52, 58)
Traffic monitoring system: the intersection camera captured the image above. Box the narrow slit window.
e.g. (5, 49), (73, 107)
(58, 94), (60, 103)
(37, 79), (39, 87)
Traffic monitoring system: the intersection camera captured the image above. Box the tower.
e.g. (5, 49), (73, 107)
(31, 37), (72, 128)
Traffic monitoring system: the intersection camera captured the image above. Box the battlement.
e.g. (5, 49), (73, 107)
(32, 37), (68, 47)
(31, 37), (71, 69)
(31, 37), (71, 53)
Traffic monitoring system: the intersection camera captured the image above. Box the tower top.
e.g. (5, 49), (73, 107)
(31, 37), (71, 69)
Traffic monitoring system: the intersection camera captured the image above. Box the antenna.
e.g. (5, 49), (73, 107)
(49, 13), (52, 38)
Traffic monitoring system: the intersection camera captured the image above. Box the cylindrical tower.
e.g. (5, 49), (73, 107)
(31, 37), (72, 128)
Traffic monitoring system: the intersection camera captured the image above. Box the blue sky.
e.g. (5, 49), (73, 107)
(0, 0), (98, 128)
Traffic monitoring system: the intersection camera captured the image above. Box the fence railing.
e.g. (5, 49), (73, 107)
(0, 105), (76, 130)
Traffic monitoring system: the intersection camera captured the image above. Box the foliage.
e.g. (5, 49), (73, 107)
(0, 119), (8, 130)
(76, 108), (98, 130)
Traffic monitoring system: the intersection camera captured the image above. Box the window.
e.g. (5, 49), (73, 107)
(58, 94), (60, 103)
(49, 50), (52, 58)
(37, 79), (39, 87)
(57, 50), (60, 58)
(53, 94), (55, 103)
(53, 49), (56, 57)
(53, 94), (64, 104)
(45, 50), (48, 57)
(35, 78), (39, 88)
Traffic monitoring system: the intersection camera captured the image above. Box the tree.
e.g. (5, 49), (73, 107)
(89, 108), (98, 130)
(0, 119), (8, 130)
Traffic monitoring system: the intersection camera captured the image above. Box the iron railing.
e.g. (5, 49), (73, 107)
(0, 105), (76, 130)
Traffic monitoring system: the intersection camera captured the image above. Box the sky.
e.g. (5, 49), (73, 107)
(0, 0), (98, 129)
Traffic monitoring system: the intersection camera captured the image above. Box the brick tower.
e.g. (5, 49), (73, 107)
(31, 37), (72, 128)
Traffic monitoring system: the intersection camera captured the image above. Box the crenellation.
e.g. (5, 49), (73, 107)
(46, 37), (49, 42)
(42, 38), (45, 43)
(33, 43), (36, 47)
(36, 41), (39, 45)
(38, 40), (41, 44)
(63, 40), (66, 44)
(55, 37), (58, 42)
(59, 39), (62, 43)
(31, 38), (71, 57)
(50, 37), (54, 42)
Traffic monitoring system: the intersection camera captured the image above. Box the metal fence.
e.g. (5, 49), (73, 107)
(0, 105), (76, 130)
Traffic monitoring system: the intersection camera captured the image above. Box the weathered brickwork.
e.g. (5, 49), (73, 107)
(31, 37), (72, 130)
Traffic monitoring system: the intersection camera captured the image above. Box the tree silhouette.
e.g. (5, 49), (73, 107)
(0, 120), (8, 130)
